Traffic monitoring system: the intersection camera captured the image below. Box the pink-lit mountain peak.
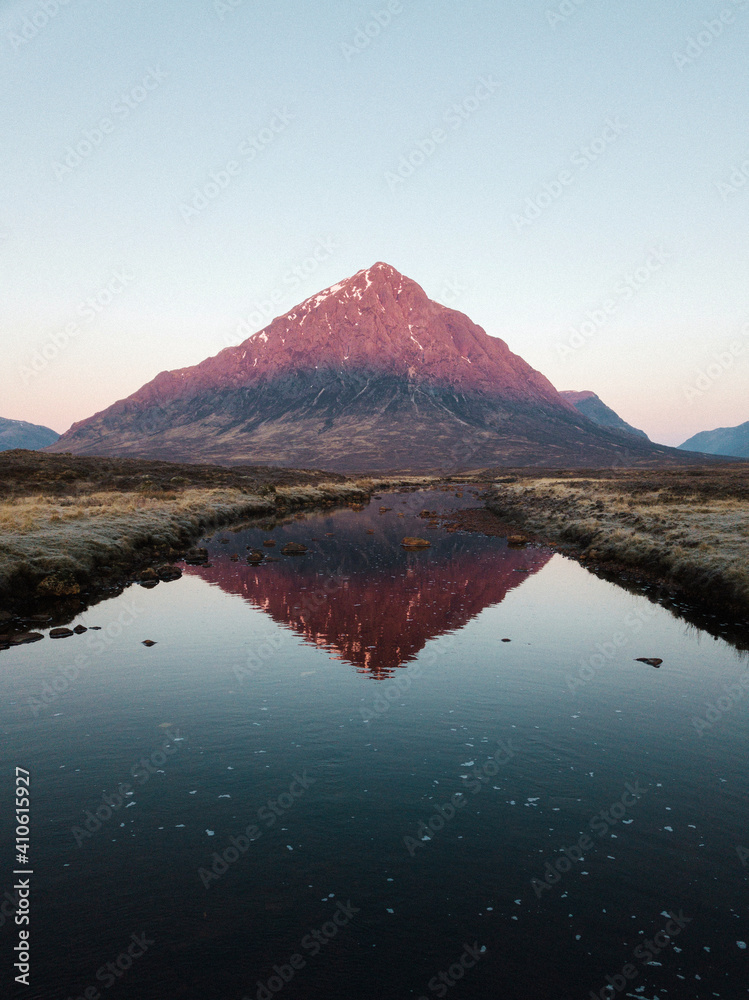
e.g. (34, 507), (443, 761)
(50, 262), (679, 471)
(147, 261), (567, 405)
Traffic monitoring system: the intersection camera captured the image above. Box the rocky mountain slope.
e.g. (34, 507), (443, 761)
(560, 390), (649, 440)
(49, 263), (697, 472)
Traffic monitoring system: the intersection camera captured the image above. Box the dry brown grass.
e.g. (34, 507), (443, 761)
(0, 451), (374, 601)
(486, 468), (749, 611)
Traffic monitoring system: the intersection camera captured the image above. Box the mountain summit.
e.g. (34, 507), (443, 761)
(49, 263), (681, 471)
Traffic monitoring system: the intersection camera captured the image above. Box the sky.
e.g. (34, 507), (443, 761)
(1, 0), (748, 446)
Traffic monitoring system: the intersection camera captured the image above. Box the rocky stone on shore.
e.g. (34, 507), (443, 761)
(157, 565), (182, 582)
(184, 548), (209, 565)
(11, 632), (44, 645)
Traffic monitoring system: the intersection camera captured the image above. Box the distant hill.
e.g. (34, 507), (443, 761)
(560, 390), (649, 440)
(678, 420), (749, 459)
(0, 417), (59, 452)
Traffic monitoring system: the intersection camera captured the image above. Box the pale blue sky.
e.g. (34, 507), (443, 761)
(2, 0), (748, 444)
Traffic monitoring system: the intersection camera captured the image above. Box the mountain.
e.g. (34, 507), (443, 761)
(49, 262), (693, 472)
(0, 417), (59, 452)
(559, 390), (649, 440)
(678, 420), (749, 459)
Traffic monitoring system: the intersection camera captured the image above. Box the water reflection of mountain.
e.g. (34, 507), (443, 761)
(186, 503), (552, 676)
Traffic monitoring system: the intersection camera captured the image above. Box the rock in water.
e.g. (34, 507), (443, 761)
(157, 565), (182, 582)
(281, 543), (308, 555)
(635, 657), (663, 667)
(401, 537), (431, 549)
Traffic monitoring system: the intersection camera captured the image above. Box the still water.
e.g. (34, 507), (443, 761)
(1, 488), (747, 1000)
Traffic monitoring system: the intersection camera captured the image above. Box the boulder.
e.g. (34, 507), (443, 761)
(11, 632), (43, 645)
(157, 565), (182, 582)
(281, 542), (308, 555)
(401, 537), (431, 549)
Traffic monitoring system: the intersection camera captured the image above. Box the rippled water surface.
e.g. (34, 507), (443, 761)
(1, 487), (747, 1000)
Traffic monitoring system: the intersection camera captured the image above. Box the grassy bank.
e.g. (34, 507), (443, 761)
(485, 467), (749, 612)
(0, 451), (421, 605)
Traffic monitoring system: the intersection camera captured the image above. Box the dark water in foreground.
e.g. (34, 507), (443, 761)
(1, 487), (747, 1000)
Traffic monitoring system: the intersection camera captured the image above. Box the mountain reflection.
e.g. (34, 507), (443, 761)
(185, 493), (552, 677)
